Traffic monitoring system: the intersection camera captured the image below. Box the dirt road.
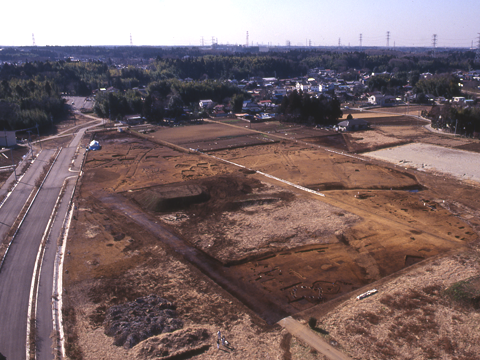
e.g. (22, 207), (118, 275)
(279, 316), (352, 360)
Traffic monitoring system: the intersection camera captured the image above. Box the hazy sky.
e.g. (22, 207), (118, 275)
(2, 0), (479, 48)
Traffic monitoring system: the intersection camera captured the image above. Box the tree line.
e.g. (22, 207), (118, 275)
(279, 90), (342, 125)
(0, 48), (477, 129)
(429, 104), (480, 137)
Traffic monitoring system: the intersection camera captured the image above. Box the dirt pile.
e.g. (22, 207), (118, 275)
(104, 295), (183, 349)
(132, 184), (209, 212)
(132, 328), (211, 359)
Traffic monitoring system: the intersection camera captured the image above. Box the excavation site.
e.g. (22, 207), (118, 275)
(63, 119), (480, 359)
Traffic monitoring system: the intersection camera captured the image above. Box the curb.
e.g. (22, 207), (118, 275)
(0, 149), (60, 274)
(22, 148), (62, 359)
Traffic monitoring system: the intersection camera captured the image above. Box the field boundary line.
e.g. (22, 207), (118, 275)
(194, 149), (326, 197)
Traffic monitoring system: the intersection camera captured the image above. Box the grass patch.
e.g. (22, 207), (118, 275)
(444, 276), (480, 309)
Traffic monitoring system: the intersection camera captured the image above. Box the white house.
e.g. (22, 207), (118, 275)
(318, 83), (334, 93)
(338, 119), (369, 131)
(199, 99), (214, 108)
(368, 93), (384, 105)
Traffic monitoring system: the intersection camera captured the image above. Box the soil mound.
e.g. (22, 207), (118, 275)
(185, 175), (267, 218)
(132, 184), (209, 212)
(104, 295), (183, 349)
(133, 327), (211, 359)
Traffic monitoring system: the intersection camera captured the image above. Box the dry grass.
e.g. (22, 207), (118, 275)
(303, 250), (480, 360)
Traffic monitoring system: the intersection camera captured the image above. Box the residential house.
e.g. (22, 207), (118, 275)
(213, 105), (227, 117)
(199, 99), (214, 109)
(368, 93), (384, 105)
(338, 119), (369, 131)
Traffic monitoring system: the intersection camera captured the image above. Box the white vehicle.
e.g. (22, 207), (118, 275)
(356, 289), (378, 300)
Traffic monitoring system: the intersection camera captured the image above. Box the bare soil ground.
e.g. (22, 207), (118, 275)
(63, 112), (480, 359)
(366, 116), (430, 126)
(366, 143), (480, 184)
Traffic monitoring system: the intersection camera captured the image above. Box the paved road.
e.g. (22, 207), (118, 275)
(0, 120), (97, 359)
(0, 150), (56, 241)
(0, 148), (75, 359)
(279, 317), (352, 360)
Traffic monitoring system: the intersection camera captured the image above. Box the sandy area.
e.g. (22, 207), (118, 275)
(366, 143), (480, 184)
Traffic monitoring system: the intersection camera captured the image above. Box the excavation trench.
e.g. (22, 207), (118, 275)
(97, 191), (294, 325)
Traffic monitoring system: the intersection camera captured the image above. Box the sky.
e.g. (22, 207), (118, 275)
(1, 0), (479, 48)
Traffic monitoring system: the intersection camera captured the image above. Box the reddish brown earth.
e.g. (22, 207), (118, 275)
(63, 118), (480, 359)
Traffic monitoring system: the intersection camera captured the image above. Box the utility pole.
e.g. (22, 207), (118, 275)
(432, 34), (437, 57)
(386, 31), (390, 48)
(4, 129), (16, 181)
(36, 123), (42, 150)
(475, 33), (480, 64)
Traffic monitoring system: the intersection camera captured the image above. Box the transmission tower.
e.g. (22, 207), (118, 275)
(432, 34), (437, 57)
(338, 38), (341, 47)
(475, 33), (480, 64)
(386, 31), (390, 48)
(359, 33), (362, 47)
(130, 33), (133, 46)
(32, 33), (36, 46)
(246, 31), (249, 47)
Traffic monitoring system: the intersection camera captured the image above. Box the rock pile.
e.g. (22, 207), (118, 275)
(104, 295), (183, 349)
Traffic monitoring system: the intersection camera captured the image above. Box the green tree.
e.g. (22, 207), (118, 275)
(230, 93), (245, 113)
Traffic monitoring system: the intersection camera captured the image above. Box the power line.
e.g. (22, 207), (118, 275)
(475, 33), (480, 63)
